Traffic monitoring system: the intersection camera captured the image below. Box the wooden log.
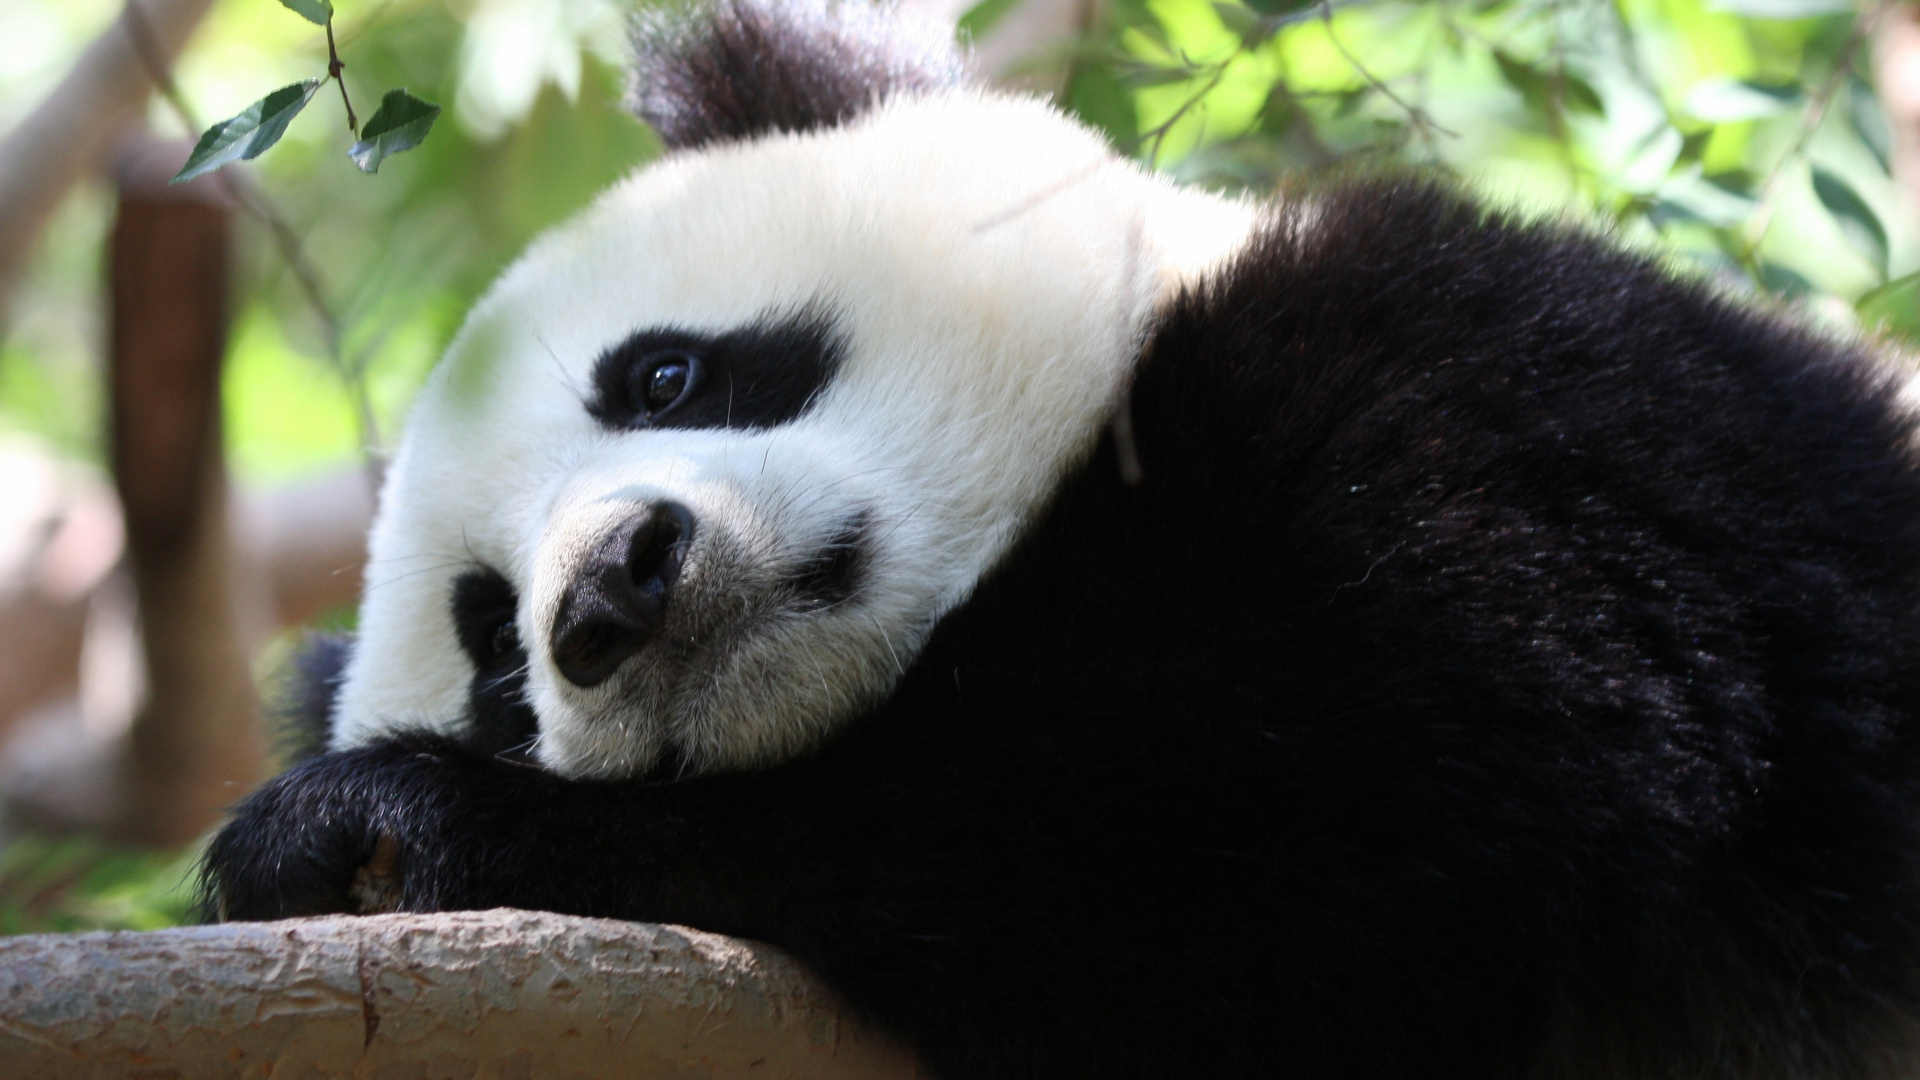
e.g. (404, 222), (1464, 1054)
(0, 909), (925, 1080)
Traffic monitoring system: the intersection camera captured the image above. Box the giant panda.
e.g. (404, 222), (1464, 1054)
(204, 1), (1920, 1077)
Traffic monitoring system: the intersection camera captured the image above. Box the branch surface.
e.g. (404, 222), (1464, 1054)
(0, 908), (925, 1079)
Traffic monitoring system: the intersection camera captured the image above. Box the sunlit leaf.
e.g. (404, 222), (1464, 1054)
(1676, 129), (1713, 167)
(1708, 0), (1853, 16)
(1493, 50), (1550, 108)
(1660, 173), (1758, 227)
(1563, 73), (1604, 116)
(1123, 16), (1177, 60)
(1858, 272), (1920, 348)
(1646, 199), (1707, 229)
(1683, 79), (1797, 121)
(348, 89), (443, 174)
(1119, 62), (1209, 88)
(1811, 168), (1888, 276)
(1490, 51), (1601, 118)
(1210, 2), (1265, 44)
(170, 79), (322, 185)
(277, 0), (333, 26)
(1704, 170), (1758, 197)
(1851, 80), (1893, 173)
(1759, 262), (1814, 298)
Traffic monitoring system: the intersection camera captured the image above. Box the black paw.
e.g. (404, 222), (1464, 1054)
(201, 735), (468, 921)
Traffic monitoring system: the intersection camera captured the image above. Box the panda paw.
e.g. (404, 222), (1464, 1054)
(201, 736), (469, 922)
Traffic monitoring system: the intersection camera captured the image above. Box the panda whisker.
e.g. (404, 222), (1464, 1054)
(866, 614), (905, 676)
(358, 559), (481, 596)
(362, 551), (472, 566)
(535, 332), (587, 405)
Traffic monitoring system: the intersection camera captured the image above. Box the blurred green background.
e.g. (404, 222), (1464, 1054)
(0, 0), (1907, 932)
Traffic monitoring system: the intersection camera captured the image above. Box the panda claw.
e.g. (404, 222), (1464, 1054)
(348, 833), (405, 915)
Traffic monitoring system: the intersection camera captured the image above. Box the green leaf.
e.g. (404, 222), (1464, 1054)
(1242, 0), (1313, 13)
(1118, 61), (1207, 88)
(1562, 73), (1604, 116)
(1493, 50), (1602, 119)
(1812, 168), (1888, 276)
(347, 88), (443, 174)
(1493, 50), (1550, 109)
(277, 0), (333, 26)
(957, 0), (1022, 40)
(1210, 1), (1265, 44)
(1758, 262), (1814, 299)
(1645, 199), (1706, 229)
(170, 79), (322, 185)
(1850, 81), (1892, 173)
(1859, 272), (1920, 348)
(1675, 128), (1713, 167)
(1683, 79), (1798, 122)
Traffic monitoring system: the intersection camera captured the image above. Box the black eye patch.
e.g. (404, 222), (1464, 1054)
(449, 568), (538, 761)
(586, 307), (844, 432)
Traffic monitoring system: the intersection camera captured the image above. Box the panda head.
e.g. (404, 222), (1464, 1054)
(328, 0), (1259, 780)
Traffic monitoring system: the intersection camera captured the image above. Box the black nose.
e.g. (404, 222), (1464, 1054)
(550, 502), (695, 688)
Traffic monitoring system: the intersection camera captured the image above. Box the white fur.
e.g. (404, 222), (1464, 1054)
(332, 89), (1260, 779)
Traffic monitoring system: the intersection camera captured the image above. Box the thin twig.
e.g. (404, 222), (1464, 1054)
(1742, 0), (1893, 266)
(1319, 0), (1454, 144)
(325, 17), (359, 137)
(120, 0), (382, 475)
(1124, 0), (1375, 168)
(1134, 56), (1234, 166)
(1269, 79), (1337, 168)
(119, 0), (203, 132)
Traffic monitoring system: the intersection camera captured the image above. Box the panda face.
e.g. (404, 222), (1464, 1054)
(329, 90), (1259, 779)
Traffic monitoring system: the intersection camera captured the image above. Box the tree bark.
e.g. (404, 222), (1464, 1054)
(0, 909), (926, 1079)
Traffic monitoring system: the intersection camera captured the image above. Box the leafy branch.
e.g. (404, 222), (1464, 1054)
(124, 0), (381, 469)
(170, 0), (440, 185)
(1740, 0), (1893, 271)
(1119, 0), (1451, 170)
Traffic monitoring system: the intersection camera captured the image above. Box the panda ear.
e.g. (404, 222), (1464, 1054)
(629, 0), (970, 150)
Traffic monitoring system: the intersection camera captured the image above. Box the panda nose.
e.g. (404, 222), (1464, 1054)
(550, 502), (696, 688)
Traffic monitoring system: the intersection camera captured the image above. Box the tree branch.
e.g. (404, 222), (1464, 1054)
(0, 0), (218, 324)
(0, 909), (925, 1079)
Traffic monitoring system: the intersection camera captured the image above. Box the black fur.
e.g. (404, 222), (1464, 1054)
(628, 0), (966, 149)
(448, 568), (538, 760)
(586, 307), (844, 431)
(264, 632), (354, 765)
(207, 179), (1920, 1078)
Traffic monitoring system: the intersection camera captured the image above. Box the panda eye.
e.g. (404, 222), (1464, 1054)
(485, 617), (520, 667)
(628, 351), (699, 416)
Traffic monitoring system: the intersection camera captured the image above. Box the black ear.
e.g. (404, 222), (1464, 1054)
(629, 0), (969, 150)
(268, 632), (354, 765)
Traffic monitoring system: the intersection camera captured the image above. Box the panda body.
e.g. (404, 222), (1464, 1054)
(209, 3), (1920, 1077)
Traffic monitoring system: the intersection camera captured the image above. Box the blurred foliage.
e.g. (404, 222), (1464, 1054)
(1032, 0), (1918, 327)
(0, 0), (652, 483)
(3, 0), (1919, 928)
(0, 835), (199, 935)
(2, 0), (1913, 481)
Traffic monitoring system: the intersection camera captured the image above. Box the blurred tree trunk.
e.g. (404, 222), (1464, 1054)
(103, 141), (264, 847)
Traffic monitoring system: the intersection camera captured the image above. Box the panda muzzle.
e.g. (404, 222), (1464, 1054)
(549, 501), (696, 688)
